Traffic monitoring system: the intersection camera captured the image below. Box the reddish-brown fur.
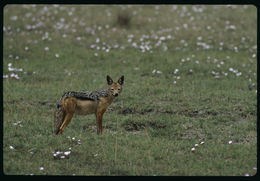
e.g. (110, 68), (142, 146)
(56, 75), (124, 135)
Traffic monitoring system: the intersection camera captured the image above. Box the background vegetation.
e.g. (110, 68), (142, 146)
(3, 5), (257, 176)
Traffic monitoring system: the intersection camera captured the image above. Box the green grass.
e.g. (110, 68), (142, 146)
(3, 5), (257, 176)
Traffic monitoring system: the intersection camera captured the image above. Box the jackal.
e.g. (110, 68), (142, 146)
(54, 75), (124, 135)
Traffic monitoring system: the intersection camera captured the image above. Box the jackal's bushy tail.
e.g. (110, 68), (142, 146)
(54, 105), (65, 135)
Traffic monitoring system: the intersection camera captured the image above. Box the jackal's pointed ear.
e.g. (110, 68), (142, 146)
(118, 75), (124, 85)
(107, 75), (113, 85)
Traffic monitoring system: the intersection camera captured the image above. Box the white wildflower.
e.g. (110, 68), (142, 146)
(64, 151), (71, 156)
(56, 151), (62, 155)
(236, 72), (242, 76)
(10, 16), (18, 21)
(78, 139), (81, 145)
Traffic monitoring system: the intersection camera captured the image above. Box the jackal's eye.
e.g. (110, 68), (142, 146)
(118, 88), (121, 91)
(111, 88), (114, 91)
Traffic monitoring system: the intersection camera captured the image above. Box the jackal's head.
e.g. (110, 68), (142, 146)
(107, 75), (124, 97)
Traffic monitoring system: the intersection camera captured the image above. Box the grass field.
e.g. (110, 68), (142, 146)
(3, 5), (257, 176)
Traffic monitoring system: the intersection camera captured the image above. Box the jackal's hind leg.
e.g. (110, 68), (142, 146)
(59, 97), (76, 134)
(59, 113), (74, 134)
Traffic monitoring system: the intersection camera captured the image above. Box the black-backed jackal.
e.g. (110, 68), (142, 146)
(54, 75), (124, 135)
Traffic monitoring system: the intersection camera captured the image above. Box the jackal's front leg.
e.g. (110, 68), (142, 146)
(96, 109), (106, 135)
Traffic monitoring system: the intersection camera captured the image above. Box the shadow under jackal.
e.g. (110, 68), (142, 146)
(54, 75), (124, 135)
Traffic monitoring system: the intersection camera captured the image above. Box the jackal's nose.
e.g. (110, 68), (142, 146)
(114, 93), (118, 97)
